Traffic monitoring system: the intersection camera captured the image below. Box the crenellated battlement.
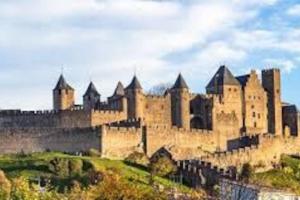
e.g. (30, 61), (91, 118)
(92, 109), (124, 115)
(146, 124), (213, 134)
(145, 94), (169, 99)
(106, 118), (141, 128)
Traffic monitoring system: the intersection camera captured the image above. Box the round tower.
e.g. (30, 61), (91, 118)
(83, 82), (100, 110)
(170, 73), (190, 129)
(125, 76), (144, 120)
(53, 74), (75, 111)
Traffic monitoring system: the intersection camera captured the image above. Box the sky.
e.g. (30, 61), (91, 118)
(0, 0), (300, 110)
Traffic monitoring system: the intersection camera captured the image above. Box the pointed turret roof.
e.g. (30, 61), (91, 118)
(206, 65), (240, 89)
(172, 73), (189, 89)
(54, 74), (74, 90)
(236, 74), (250, 87)
(84, 82), (100, 97)
(126, 75), (142, 90)
(113, 81), (125, 96)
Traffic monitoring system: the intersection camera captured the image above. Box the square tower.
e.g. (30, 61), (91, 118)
(262, 69), (282, 135)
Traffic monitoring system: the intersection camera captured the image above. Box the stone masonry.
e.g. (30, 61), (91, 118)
(0, 65), (299, 178)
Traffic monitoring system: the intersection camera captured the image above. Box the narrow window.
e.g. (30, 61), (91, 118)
(253, 112), (256, 117)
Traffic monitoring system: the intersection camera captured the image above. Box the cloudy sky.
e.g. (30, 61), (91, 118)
(0, 0), (300, 110)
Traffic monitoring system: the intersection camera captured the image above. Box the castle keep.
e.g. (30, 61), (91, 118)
(0, 65), (299, 178)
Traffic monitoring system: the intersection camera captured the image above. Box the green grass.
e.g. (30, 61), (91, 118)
(0, 152), (192, 193)
(251, 155), (300, 194)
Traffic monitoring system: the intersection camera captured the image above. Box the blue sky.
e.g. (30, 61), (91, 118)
(0, 0), (299, 109)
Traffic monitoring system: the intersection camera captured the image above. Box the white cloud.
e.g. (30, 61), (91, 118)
(0, 0), (299, 109)
(264, 58), (296, 73)
(287, 4), (300, 16)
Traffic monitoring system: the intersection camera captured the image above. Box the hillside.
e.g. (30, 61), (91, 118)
(251, 155), (300, 195)
(0, 152), (204, 199)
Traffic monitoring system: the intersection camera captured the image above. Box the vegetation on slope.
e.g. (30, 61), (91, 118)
(251, 155), (300, 194)
(0, 151), (205, 200)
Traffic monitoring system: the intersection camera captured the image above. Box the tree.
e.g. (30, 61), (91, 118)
(149, 155), (177, 184)
(147, 83), (172, 96)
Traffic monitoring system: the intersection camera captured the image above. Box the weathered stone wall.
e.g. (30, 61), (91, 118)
(53, 89), (75, 110)
(143, 94), (172, 126)
(201, 134), (300, 171)
(211, 91), (243, 141)
(170, 89), (190, 129)
(262, 69), (283, 135)
(282, 105), (299, 136)
(190, 94), (213, 130)
(0, 127), (100, 154)
(242, 71), (268, 134)
(91, 110), (127, 126)
(145, 125), (221, 159)
(100, 126), (143, 159)
(0, 109), (91, 128)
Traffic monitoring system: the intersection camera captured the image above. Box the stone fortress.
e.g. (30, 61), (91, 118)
(0, 65), (299, 181)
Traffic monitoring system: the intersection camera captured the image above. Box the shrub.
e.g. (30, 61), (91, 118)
(283, 166), (294, 175)
(150, 155), (177, 178)
(0, 170), (11, 200)
(87, 149), (101, 157)
(48, 158), (70, 177)
(69, 159), (83, 176)
(125, 151), (150, 167)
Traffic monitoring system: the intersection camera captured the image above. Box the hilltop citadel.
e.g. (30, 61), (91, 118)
(0, 65), (299, 186)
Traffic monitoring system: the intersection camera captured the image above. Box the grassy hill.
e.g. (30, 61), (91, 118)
(251, 155), (300, 194)
(0, 152), (204, 199)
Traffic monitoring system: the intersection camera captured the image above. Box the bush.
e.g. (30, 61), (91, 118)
(69, 159), (83, 176)
(150, 155), (177, 178)
(87, 149), (101, 157)
(0, 170), (11, 200)
(48, 158), (70, 177)
(125, 151), (150, 167)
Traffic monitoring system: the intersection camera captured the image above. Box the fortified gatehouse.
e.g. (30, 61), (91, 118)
(0, 65), (299, 175)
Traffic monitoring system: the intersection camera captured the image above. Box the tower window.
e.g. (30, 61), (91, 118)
(253, 112), (256, 117)
(251, 105), (255, 109)
(228, 88), (232, 92)
(58, 89), (62, 95)
(254, 122), (257, 128)
(258, 113), (261, 119)
(66, 89), (68, 95)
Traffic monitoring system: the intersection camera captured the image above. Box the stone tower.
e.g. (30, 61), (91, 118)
(53, 74), (75, 110)
(206, 65), (243, 135)
(125, 76), (144, 119)
(262, 68), (282, 135)
(83, 82), (100, 110)
(170, 74), (190, 129)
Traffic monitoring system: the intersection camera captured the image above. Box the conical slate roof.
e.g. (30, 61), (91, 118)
(54, 74), (74, 90)
(206, 65), (240, 89)
(113, 81), (125, 96)
(126, 75), (142, 90)
(84, 82), (100, 97)
(236, 74), (250, 87)
(172, 73), (189, 89)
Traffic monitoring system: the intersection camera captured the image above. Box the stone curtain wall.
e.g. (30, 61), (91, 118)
(0, 109), (128, 129)
(91, 110), (127, 127)
(0, 110), (91, 128)
(100, 126), (143, 159)
(145, 126), (220, 159)
(143, 95), (172, 126)
(0, 127), (100, 154)
(200, 134), (300, 171)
